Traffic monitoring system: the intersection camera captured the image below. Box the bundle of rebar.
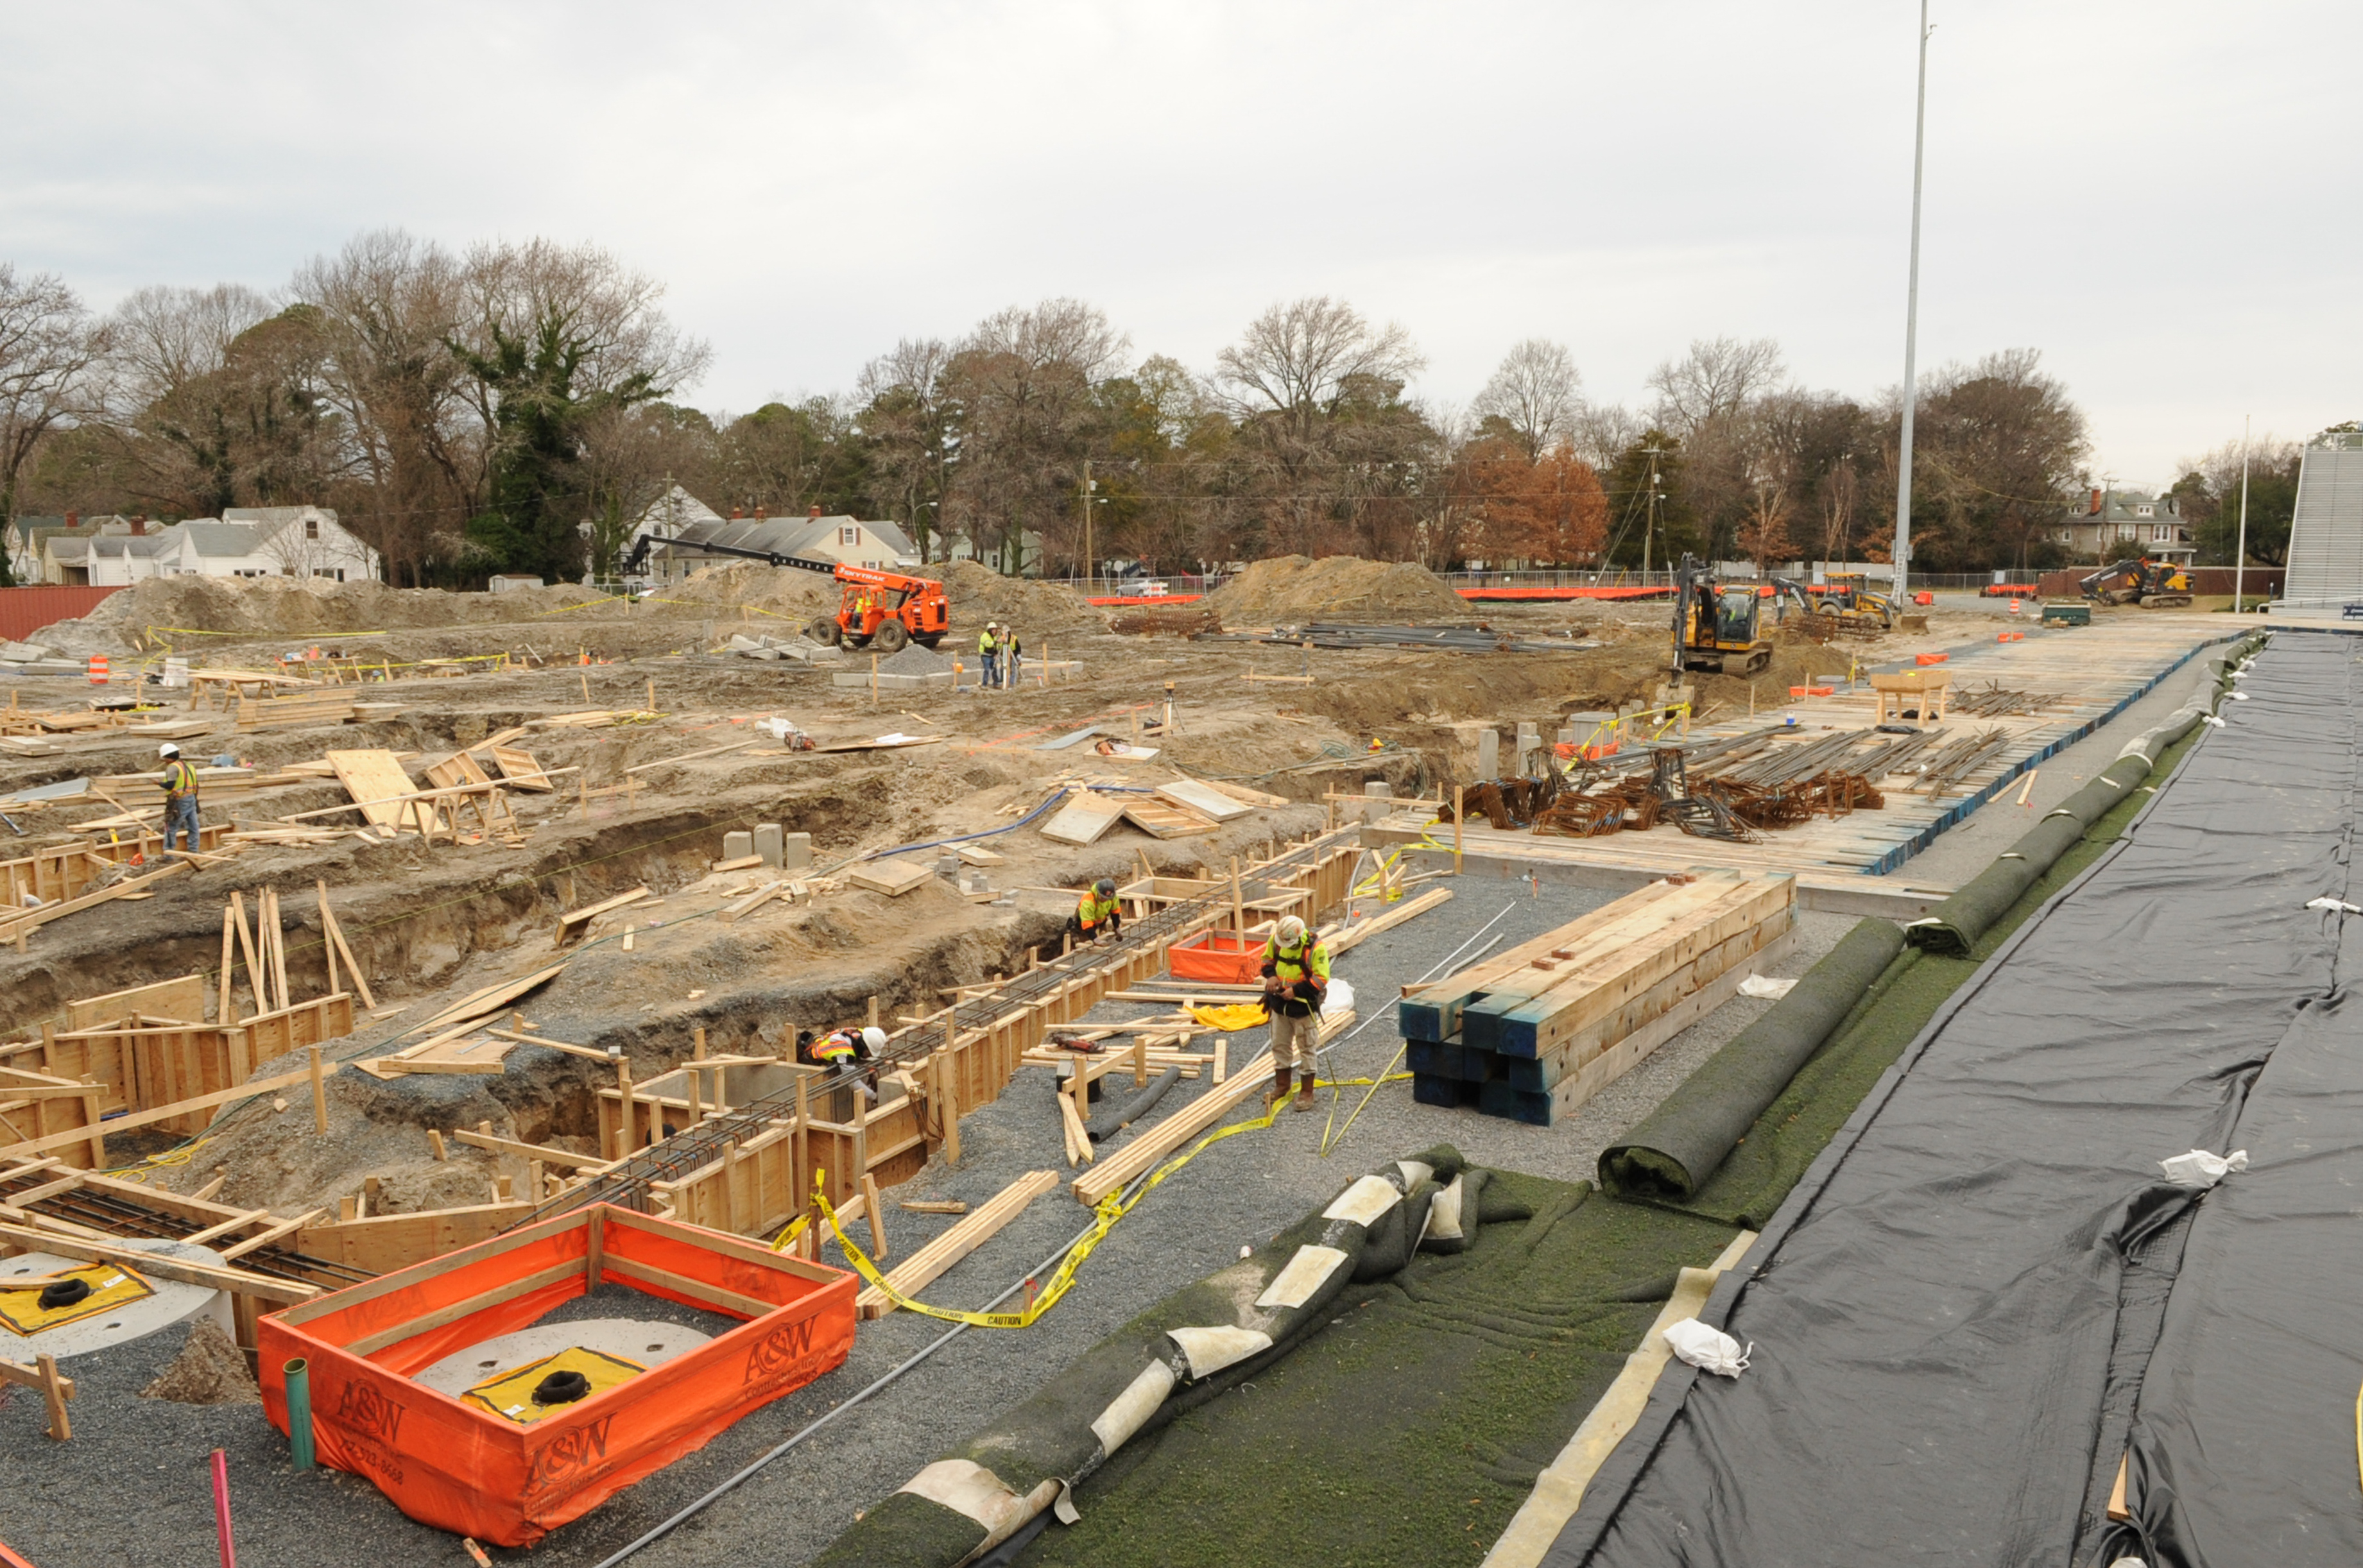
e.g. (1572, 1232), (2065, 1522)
(1951, 683), (2064, 717)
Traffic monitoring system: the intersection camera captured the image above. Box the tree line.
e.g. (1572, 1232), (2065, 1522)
(0, 227), (2266, 588)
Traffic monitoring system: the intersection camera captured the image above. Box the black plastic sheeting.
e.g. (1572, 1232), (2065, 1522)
(1547, 633), (2363, 1568)
(1596, 917), (1905, 1201)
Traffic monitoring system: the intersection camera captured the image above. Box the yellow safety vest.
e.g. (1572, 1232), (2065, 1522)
(161, 760), (199, 804)
(809, 1030), (859, 1066)
(1264, 936), (1329, 986)
(1076, 890), (1118, 928)
(979, 631), (998, 654)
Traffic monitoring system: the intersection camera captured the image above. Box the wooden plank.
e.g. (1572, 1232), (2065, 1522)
(1203, 778), (1291, 808)
(218, 1207), (326, 1259)
(0, 1222), (318, 1303)
(1119, 798), (1219, 839)
(422, 751), (497, 793)
(722, 881), (789, 920)
(1397, 878), (1703, 1043)
(1039, 791), (1126, 846)
(412, 965), (567, 1034)
(449, 1128), (611, 1170)
(599, 1254), (778, 1320)
(490, 746), (554, 790)
(0, 1061), (332, 1159)
(555, 888), (649, 944)
(0, 860), (192, 942)
(1323, 887), (1452, 956)
(1153, 779), (1254, 822)
(65, 974), (207, 1031)
(855, 1170), (1058, 1319)
(325, 749), (431, 831)
(846, 859), (931, 897)
(372, 1035), (517, 1076)
(342, 1259), (583, 1357)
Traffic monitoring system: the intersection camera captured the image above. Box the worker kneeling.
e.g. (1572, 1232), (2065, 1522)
(1261, 915), (1328, 1112)
(1067, 878), (1121, 942)
(798, 1025), (888, 1104)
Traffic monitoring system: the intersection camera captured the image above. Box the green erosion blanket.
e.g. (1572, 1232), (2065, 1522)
(1017, 1172), (1737, 1568)
(1597, 916), (1905, 1203)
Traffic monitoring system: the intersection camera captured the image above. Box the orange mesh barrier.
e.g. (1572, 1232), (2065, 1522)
(257, 1204), (855, 1547)
(1168, 928), (1263, 984)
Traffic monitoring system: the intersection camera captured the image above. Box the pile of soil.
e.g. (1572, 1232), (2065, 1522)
(1198, 556), (1473, 626)
(649, 562), (839, 624)
(53, 574), (614, 648)
(941, 561), (1108, 635)
(139, 1317), (261, 1406)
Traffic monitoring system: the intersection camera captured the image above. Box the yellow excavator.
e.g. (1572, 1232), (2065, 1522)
(1671, 555), (1773, 676)
(2080, 558), (2193, 609)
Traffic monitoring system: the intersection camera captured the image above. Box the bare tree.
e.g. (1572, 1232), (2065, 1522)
(1472, 338), (1582, 459)
(1565, 400), (1646, 474)
(1214, 297), (1423, 434)
(0, 266), (108, 583)
(943, 299), (1128, 572)
(1646, 336), (1785, 434)
(857, 337), (957, 561)
(107, 284), (275, 408)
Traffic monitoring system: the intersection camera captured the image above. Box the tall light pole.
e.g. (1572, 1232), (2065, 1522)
(1893, 0), (1933, 602)
(2234, 415), (2253, 613)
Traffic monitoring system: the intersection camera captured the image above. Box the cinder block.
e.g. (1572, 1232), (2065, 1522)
(723, 830), (754, 861)
(781, 831), (813, 870)
(1477, 729), (1500, 780)
(753, 823), (784, 867)
(1362, 779), (1393, 822)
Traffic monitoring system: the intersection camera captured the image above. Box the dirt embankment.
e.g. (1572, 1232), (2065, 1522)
(938, 561), (1109, 635)
(1199, 556), (1475, 627)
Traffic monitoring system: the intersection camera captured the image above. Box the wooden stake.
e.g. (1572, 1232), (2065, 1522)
(229, 892), (262, 1021)
(1230, 855), (1245, 933)
(793, 1066), (811, 1203)
(866, 996), (880, 1029)
(217, 905), (234, 1025)
(307, 1045), (327, 1133)
(318, 897), (375, 1010)
(862, 1173), (888, 1261)
(37, 1352), (71, 1440)
(645, 677), (655, 713)
(320, 889), (339, 1000)
(615, 1057), (635, 1154)
(580, 670), (591, 704)
(1453, 784), (1465, 873)
(428, 1129), (446, 1161)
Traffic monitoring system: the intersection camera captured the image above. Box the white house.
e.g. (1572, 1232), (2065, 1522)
(43, 506), (380, 586)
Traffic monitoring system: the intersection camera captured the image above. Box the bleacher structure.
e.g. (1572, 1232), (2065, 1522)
(2276, 429), (2363, 608)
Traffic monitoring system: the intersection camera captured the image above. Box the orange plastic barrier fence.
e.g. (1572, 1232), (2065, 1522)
(1168, 928), (1264, 984)
(258, 1204), (855, 1547)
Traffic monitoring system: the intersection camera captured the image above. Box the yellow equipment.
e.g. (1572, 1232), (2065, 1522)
(1672, 554), (1773, 676)
(2080, 558), (2193, 608)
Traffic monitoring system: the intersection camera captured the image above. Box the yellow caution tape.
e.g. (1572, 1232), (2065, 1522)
(805, 1069), (1411, 1329)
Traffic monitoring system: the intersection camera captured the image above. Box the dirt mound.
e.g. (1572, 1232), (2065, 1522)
(941, 561), (1108, 635)
(39, 573), (624, 652)
(1199, 556), (1472, 626)
(648, 562), (839, 627)
(877, 642), (952, 675)
(141, 1316), (262, 1406)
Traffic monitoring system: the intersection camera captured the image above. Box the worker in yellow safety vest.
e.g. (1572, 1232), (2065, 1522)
(798, 1025), (886, 1104)
(1260, 915), (1329, 1111)
(1068, 878), (1121, 941)
(158, 743), (202, 855)
(978, 622), (1002, 690)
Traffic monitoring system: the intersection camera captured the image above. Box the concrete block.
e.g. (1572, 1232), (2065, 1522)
(780, 831), (813, 871)
(723, 830), (754, 862)
(1362, 779), (1393, 823)
(753, 823), (784, 867)
(1477, 729), (1500, 780)
(936, 855), (960, 880)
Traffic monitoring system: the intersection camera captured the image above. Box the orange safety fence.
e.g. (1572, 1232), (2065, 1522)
(1168, 928), (1265, 984)
(258, 1204), (855, 1547)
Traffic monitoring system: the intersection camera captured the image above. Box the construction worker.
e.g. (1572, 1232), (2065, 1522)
(978, 622), (1001, 690)
(1001, 624), (1024, 688)
(798, 1025), (888, 1103)
(1068, 877), (1121, 942)
(157, 744), (201, 855)
(1260, 914), (1328, 1112)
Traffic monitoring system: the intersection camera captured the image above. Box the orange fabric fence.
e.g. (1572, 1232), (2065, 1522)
(259, 1204), (855, 1546)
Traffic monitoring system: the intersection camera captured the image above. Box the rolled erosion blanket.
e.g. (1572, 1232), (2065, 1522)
(1599, 917), (1905, 1202)
(814, 1148), (1483, 1568)
(1085, 1066), (1182, 1142)
(1906, 704), (2207, 958)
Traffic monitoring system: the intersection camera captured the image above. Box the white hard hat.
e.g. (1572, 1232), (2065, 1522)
(158, 743), (180, 758)
(1276, 915), (1307, 945)
(861, 1026), (887, 1052)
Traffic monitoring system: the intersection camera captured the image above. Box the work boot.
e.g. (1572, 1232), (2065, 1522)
(1269, 1066), (1293, 1109)
(1294, 1071), (1316, 1112)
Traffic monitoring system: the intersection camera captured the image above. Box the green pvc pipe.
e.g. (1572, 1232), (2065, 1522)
(284, 1358), (314, 1471)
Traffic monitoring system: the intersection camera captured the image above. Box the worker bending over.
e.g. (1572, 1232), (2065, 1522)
(1261, 914), (1328, 1112)
(158, 744), (201, 855)
(1068, 878), (1121, 942)
(798, 1025), (887, 1103)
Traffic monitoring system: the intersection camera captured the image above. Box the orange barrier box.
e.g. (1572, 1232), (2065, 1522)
(1997, 631), (2025, 642)
(1788, 685), (1835, 697)
(1169, 928), (1264, 984)
(1915, 652), (1949, 666)
(259, 1204), (855, 1547)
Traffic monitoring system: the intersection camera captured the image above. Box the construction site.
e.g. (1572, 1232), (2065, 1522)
(0, 555), (2302, 1568)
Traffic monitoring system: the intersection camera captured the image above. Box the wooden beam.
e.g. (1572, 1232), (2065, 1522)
(449, 1127), (613, 1170)
(0, 1061), (336, 1160)
(218, 1207), (325, 1260)
(599, 1254), (778, 1320)
(855, 1170), (1058, 1319)
(180, 1206), (273, 1246)
(0, 1222), (317, 1302)
(342, 1259), (582, 1357)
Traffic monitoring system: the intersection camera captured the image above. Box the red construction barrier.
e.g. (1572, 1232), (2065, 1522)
(0, 585), (121, 645)
(1168, 928), (1265, 984)
(259, 1205), (855, 1547)
(1085, 593), (1205, 607)
(1916, 652), (1949, 665)
(1454, 585), (1674, 601)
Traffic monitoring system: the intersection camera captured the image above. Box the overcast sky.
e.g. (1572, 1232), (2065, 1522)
(6, 1), (2355, 488)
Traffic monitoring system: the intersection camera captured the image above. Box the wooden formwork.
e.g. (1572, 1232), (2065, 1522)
(35, 993), (354, 1136)
(0, 1065), (106, 1170)
(0, 828), (227, 907)
(295, 1199), (537, 1273)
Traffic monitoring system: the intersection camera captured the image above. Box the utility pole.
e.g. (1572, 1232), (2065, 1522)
(2235, 416), (2253, 613)
(1081, 459), (1094, 592)
(1640, 445), (1665, 576)
(1893, 0), (1933, 603)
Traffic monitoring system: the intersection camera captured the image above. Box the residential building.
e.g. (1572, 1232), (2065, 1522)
(2049, 489), (2195, 564)
(647, 506), (920, 581)
(37, 506), (379, 586)
(614, 483), (726, 570)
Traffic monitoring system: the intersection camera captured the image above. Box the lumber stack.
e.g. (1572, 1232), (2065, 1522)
(1402, 870), (1794, 1126)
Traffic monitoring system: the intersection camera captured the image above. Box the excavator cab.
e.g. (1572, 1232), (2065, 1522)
(1672, 556), (1773, 676)
(2079, 558), (2192, 609)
